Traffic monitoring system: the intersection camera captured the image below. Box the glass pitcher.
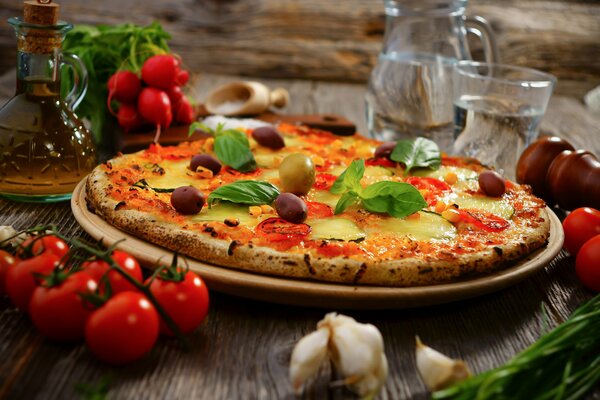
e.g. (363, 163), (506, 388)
(365, 0), (498, 152)
(0, 17), (97, 203)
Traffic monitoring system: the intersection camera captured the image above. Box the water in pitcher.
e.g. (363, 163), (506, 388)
(365, 52), (455, 152)
(453, 94), (544, 179)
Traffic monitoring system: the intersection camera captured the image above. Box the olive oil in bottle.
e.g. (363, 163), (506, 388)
(0, 1), (97, 202)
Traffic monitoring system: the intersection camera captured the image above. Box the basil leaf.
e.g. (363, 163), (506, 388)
(188, 122), (212, 137)
(208, 180), (280, 207)
(330, 160), (365, 194)
(214, 133), (257, 173)
(390, 137), (441, 175)
(361, 181), (427, 218)
(334, 191), (361, 215)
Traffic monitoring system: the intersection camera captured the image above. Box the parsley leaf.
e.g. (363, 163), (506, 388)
(390, 137), (441, 175)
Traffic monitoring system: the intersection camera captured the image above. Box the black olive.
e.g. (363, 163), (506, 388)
(274, 193), (308, 223)
(171, 186), (206, 215)
(190, 154), (222, 175)
(374, 141), (396, 159)
(252, 126), (285, 149)
(478, 170), (506, 197)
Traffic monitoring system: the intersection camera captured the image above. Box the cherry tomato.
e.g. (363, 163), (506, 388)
(458, 209), (510, 232)
(81, 250), (142, 294)
(85, 292), (159, 364)
(406, 177), (452, 206)
(29, 271), (97, 341)
(5, 253), (60, 310)
(306, 201), (334, 219)
(147, 270), (209, 336)
(575, 235), (600, 292)
(313, 173), (338, 190)
(19, 235), (69, 259)
(0, 249), (16, 295)
(562, 208), (600, 256)
(256, 218), (311, 243)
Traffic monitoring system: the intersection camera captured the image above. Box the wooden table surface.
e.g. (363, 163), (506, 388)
(0, 73), (599, 399)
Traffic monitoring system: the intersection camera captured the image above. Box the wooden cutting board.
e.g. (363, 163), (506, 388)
(118, 107), (356, 153)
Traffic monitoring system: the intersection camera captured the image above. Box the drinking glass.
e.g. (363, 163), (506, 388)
(452, 61), (556, 179)
(365, 0), (498, 153)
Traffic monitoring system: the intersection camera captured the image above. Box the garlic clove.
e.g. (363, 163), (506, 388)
(289, 327), (330, 394)
(415, 336), (471, 391)
(325, 313), (388, 398)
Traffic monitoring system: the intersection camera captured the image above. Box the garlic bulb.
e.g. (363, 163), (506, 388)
(415, 336), (471, 391)
(0, 225), (25, 246)
(289, 313), (388, 399)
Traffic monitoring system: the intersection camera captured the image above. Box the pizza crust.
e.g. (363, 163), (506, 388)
(86, 166), (551, 287)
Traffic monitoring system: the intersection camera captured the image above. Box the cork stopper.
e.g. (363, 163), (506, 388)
(19, 0), (62, 54)
(24, 0), (59, 25)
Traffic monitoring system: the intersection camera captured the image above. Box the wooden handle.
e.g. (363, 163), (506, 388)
(269, 88), (289, 108)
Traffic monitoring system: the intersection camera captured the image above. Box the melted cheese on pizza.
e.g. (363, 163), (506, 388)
(102, 123), (547, 262)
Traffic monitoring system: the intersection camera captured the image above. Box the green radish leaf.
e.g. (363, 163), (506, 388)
(61, 22), (171, 142)
(390, 137), (441, 175)
(330, 160), (365, 195)
(334, 191), (361, 215)
(207, 180), (280, 207)
(360, 181), (427, 219)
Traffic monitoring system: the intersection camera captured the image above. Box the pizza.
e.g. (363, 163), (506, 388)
(85, 120), (550, 287)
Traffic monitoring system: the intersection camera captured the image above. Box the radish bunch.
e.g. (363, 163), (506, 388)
(108, 54), (194, 141)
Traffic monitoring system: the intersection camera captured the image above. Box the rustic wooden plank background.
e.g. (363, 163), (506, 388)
(0, 0), (599, 98)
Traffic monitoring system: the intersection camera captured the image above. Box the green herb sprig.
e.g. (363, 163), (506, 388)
(189, 122), (257, 172)
(433, 294), (600, 400)
(391, 137), (441, 175)
(331, 160), (427, 218)
(207, 180), (280, 207)
(62, 23), (171, 142)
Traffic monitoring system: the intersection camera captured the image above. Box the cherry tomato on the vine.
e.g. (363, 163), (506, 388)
(81, 250), (142, 294)
(146, 270), (209, 336)
(85, 292), (159, 365)
(29, 271), (97, 341)
(19, 235), (69, 259)
(563, 207), (600, 256)
(575, 235), (600, 292)
(0, 249), (16, 295)
(6, 253), (60, 310)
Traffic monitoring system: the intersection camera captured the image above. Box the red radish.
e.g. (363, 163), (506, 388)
(107, 71), (141, 103)
(118, 103), (145, 131)
(166, 85), (184, 105)
(173, 97), (195, 124)
(141, 55), (179, 89)
(176, 69), (189, 86)
(137, 87), (172, 142)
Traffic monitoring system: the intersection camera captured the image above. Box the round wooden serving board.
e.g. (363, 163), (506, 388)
(71, 179), (564, 309)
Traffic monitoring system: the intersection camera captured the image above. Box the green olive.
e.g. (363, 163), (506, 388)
(279, 153), (316, 195)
